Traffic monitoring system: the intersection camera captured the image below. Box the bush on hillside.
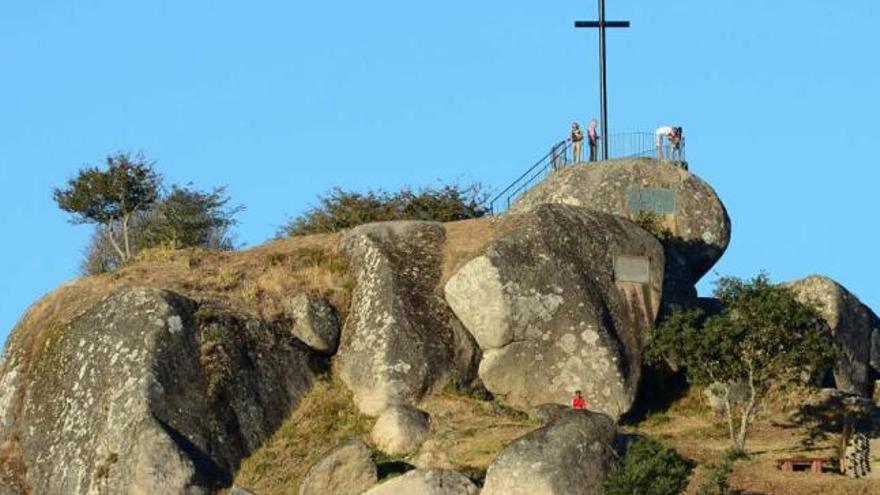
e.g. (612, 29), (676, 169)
(81, 184), (242, 275)
(696, 449), (745, 495)
(601, 437), (694, 495)
(278, 183), (490, 237)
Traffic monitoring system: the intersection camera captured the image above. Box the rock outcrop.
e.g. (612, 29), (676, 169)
(300, 439), (378, 495)
(284, 294), (341, 354)
(873, 331), (880, 373)
(445, 204), (664, 418)
(528, 404), (573, 424)
(363, 469), (479, 495)
(788, 276), (880, 397)
(510, 159), (731, 306)
(481, 410), (618, 495)
(371, 405), (430, 456)
(336, 221), (480, 416)
(0, 288), (316, 495)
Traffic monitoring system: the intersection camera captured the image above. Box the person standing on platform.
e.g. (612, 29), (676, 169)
(654, 125), (676, 160)
(670, 126), (684, 162)
(571, 390), (587, 410)
(570, 122), (585, 163)
(587, 119), (600, 162)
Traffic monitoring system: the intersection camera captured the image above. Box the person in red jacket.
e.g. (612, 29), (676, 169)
(571, 390), (587, 410)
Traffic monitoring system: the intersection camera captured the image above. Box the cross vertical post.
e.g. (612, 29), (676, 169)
(575, 0), (630, 160)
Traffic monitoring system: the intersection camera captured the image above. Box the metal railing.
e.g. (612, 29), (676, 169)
(488, 140), (572, 214)
(489, 131), (686, 214)
(606, 132), (687, 162)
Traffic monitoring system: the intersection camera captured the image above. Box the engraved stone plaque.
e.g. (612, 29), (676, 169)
(614, 256), (650, 284)
(626, 188), (676, 215)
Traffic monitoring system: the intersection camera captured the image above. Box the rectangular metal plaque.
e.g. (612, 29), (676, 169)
(615, 256), (651, 284)
(626, 188), (676, 215)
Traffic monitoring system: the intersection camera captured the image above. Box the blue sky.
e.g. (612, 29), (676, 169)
(1, 1), (878, 343)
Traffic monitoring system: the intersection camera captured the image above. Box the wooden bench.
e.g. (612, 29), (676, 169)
(775, 457), (827, 474)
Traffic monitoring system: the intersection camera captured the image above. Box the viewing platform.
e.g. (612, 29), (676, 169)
(489, 131), (687, 214)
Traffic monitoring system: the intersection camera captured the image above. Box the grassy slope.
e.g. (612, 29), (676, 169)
(232, 377), (373, 493)
(232, 381), (537, 494)
(6, 232), (350, 371)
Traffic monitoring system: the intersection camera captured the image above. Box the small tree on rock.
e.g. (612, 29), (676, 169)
(647, 273), (836, 453)
(54, 152), (161, 263)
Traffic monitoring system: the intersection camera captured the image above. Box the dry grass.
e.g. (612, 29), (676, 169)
(630, 388), (880, 495)
(7, 233), (347, 365)
(440, 218), (496, 284)
(416, 390), (538, 474)
(233, 377), (372, 494)
(232, 384), (538, 494)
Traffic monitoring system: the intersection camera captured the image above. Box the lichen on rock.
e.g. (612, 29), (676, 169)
(283, 294), (341, 354)
(299, 438), (378, 495)
(510, 158), (730, 308)
(481, 409), (618, 495)
(335, 221), (480, 417)
(445, 204), (664, 419)
(788, 275), (880, 397)
(363, 468), (479, 495)
(0, 287), (317, 494)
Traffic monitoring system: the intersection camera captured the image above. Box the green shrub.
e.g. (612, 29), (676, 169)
(279, 183), (489, 237)
(696, 449), (744, 495)
(631, 211), (672, 241)
(602, 437), (694, 495)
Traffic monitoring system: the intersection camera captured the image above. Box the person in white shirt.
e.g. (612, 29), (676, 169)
(655, 126), (681, 160)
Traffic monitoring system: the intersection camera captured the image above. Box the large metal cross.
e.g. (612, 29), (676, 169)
(575, 0), (630, 160)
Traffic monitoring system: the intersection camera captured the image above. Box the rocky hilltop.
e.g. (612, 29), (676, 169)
(0, 159), (877, 494)
(512, 159), (731, 308)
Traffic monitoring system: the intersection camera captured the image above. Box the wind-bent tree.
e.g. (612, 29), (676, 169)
(54, 152), (161, 264)
(647, 273), (836, 452)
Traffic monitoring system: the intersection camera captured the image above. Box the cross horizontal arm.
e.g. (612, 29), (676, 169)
(574, 20), (631, 28)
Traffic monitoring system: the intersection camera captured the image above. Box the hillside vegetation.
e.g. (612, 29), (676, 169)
(5, 160), (878, 495)
(7, 220), (876, 495)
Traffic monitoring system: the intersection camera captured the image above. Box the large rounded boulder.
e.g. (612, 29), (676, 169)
(510, 159), (730, 303)
(445, 204), (664, 419)
(363, 469), (479, 495)
(481, 409), (618, 495)
(0, 288), (317, 495)
(300, 439), (378, 495)
(335, 221), (480, 416)
(371, 405), (430, 456)
(787, 275), (880, 397)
